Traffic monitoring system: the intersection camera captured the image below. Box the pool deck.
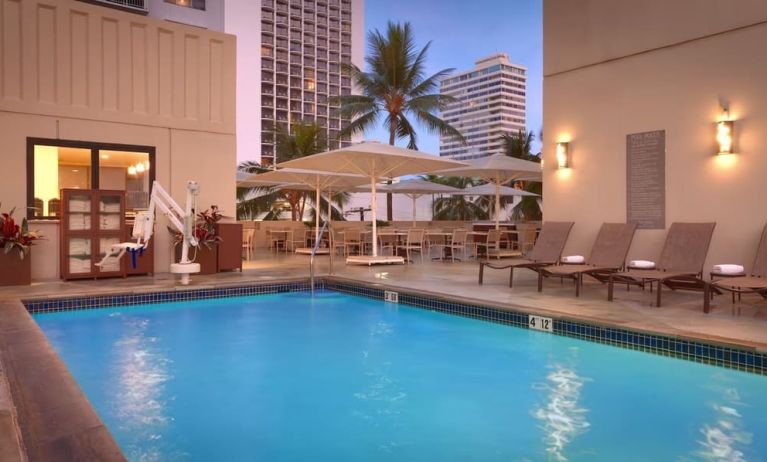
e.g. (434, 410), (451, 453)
(2, 249), (766, 352)
(1, 249), (767, 460)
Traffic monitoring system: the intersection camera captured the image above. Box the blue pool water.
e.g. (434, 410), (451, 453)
(34, 291), (767, 461)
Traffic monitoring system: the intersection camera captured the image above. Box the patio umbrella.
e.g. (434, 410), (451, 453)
(353, 178), (461, 226)
(277, 141), (466, 263)
(453, 183), (539, 224)
(240, 168), (368, 242)
(434, 154), (542, 229)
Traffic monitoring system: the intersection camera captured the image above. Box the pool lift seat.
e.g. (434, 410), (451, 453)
(95, 181), (201, 285)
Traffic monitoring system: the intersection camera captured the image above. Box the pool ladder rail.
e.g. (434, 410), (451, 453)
(309, 221), (330, 293)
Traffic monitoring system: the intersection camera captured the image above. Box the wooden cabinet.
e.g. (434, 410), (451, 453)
(60, 189), (125, 280)
(215, 223), (243, 272)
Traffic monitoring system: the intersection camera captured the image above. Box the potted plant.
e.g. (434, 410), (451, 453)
(171, 206), (223, 275)
(0, 205), (42, 286)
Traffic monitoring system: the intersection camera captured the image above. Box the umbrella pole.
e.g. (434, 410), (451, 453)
(315, 180), (321, 244)
(495, 177), (501, 230)
(328, 187), (333, 274)
(371, 177), (378, 257)
(412, 195), (417, 227)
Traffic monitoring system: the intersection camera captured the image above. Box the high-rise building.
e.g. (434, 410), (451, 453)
(439, 53), (527, 160)
(227, 0), (365, 166)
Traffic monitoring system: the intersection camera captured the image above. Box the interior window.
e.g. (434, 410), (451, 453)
(98, 150), (151, 213)
(33, 145), (91, 218)
(29, 141), (154, 219)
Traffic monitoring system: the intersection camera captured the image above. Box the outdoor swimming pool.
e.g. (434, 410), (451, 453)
(34, 290), (767, 461)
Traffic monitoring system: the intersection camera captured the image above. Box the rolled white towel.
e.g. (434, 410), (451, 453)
(630, 260), (655, 269)
(561, 255), (585, 264)
(712, 264), (745, 275)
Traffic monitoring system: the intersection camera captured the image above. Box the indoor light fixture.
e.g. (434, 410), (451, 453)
(128, 165), (137, 175)
(556, 142), (570, 169)
(135, 162), (146, 173)
(716, 109), (734, 155)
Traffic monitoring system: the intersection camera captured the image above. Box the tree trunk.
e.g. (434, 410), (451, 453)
(387, 123), (396, 221)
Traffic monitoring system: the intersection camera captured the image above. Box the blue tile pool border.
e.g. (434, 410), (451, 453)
(22, 278), (766, 375)
(23, 280), (316, 313)
(323, 280), (767, 376)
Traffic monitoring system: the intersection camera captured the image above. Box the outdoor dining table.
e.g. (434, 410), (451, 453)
(266, 229), (293, 252)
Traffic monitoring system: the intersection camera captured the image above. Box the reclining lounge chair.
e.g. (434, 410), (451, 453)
(607, 222), (716, 307)
(537, 223), (638, 296)
(704, 223), (767, 313)
(478, 222), (574, 287)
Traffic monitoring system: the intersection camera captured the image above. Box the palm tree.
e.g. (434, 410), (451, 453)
(502, 129), (542, 221)
(334, 21), (465, 220)
(236, 121), (348, 221)
(425, 175), (490, 221)
(273, 121), (328, 220)
(236, 161), (286, 220)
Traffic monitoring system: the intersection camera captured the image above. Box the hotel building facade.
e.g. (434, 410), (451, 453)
(543, 0), (767, 270)
(0, 0), (236, 280)
(439, 53), (527, 161)
(226, 0), (365, 165)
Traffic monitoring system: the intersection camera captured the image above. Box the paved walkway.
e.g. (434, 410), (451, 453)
(2, 250), (765, 351)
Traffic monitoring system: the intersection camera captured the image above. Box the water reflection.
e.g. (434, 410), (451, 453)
(532, 347), (590, 462)
(111, 317), (177, 461)
(353, 320), (410, 453)
(695, 380), (752, 461)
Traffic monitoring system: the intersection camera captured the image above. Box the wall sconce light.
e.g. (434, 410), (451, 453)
(127, 165), (137, 175)
(716, 110), (734, 155)
(556, 142), (570, 169)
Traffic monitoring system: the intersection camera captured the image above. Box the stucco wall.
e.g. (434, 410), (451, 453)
(0, 0), (236, 278)
(543, 0), (767, 272)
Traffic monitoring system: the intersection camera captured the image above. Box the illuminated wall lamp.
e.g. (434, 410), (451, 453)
(555, 142), (570, 169)
(716, 116), (734, 155)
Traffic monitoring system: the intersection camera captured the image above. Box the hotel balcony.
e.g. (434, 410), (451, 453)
(261, 0), (274, 9)
(85, 0), (148, 13)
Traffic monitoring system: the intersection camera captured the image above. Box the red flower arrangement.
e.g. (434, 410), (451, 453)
(0, 205), (42, 259)
(169, 205), (224, 249)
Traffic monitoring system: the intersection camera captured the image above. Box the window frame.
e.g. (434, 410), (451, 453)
(26, 137), (156, 220)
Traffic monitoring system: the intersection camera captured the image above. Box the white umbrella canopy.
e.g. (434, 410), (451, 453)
(353, 179), (461, 225)
(454, 183), (539, 225)
(453, 183), (539, 197)
(278, 142), (466, 260)
(240, 168), (368, 241)
(433, 154), (542, 229)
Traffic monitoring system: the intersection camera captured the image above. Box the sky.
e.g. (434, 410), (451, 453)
(361, 0), (543, 154)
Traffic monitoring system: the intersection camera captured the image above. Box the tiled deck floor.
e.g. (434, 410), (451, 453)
(2, 249), (766, 351)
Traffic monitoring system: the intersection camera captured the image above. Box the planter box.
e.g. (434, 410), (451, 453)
(175, 244), (218, 275)
(215, 223), (243, 272)
(0, 250), (32, 286)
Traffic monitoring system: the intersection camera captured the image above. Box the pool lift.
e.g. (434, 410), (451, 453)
(95, 181), (201, 285)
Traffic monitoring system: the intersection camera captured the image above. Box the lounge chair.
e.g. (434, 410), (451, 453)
(607, 222), (716, 307)
(704, 223), (767, 313)
(538, 223), (638, 296)
(478, 222), (575, 287)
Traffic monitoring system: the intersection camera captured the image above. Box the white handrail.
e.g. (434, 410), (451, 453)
(310, 220), (329, 293)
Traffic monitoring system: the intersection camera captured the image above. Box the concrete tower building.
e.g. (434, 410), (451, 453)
(439, 53), (527, 160)
(227, 0), (365, 166)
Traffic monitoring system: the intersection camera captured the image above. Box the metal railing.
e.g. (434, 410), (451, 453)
(309, 221), (329, 293)
(85, 0), (148, 13)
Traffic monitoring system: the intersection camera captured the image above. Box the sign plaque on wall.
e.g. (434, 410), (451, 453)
(626, 130), (665, 229)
